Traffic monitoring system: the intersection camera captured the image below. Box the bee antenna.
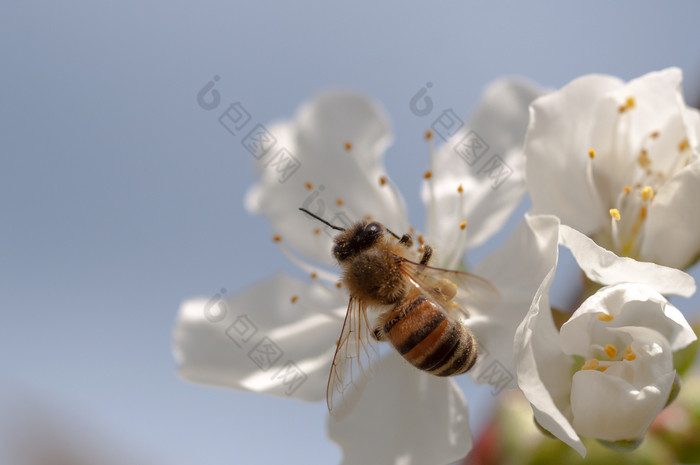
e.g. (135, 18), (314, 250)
(299, 208), (345, 231)
(384, 228), (401, 240)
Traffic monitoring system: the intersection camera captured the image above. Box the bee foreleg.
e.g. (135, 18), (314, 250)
(419, 244), (433, 265)
(398, 234), (413, 248)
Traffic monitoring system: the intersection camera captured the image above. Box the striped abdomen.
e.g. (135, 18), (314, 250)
(382, 295), (477, 376)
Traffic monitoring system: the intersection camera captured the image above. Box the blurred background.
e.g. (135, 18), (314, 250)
(2, 1), (700, 464)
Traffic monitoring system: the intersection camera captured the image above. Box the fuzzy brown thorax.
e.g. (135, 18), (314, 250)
(333, 221), (408, 305)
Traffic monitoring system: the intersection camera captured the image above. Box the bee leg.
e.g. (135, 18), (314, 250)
(372, 325), (387, 341)
(398, 233), (413, 248)
(419, 244), (433, 265)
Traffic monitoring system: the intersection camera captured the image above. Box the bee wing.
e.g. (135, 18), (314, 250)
(397, 257), (499, 318)
(326, 297), (380, 419)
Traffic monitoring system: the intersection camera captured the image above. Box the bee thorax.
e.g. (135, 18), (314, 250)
(342, 249), (406, 306)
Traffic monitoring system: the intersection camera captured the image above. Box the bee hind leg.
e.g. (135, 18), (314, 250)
(372, 325), (387, 341)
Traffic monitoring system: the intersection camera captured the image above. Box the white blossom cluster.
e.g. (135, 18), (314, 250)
(173, 68), (699, 464)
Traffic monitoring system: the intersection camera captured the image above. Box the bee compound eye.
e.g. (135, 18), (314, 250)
(365, 222), (382, 235)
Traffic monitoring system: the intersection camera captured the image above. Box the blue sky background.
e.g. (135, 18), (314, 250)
(2, 1), (700, 464)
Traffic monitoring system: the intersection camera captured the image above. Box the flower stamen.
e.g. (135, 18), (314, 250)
(638, 150), (651, 169)
(604, 344), (617, 359)
(582, 359), (600, 370)
(274, 239), (340, 283)
(598, 313), (615, 322)
(619, 96), (636, 113)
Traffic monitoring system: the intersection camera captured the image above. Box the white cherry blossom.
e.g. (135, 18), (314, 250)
(514, 217), (697, 457)
(525, 68), (700, 269)
(174, 85), (542, 465)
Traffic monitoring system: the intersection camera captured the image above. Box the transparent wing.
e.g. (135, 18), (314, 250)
(397, 256), (499, 319)
(326, 297), (380, 419)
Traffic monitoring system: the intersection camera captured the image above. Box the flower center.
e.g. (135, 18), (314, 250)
(589, 95), (692, 259)
(580, 343), (637, 374)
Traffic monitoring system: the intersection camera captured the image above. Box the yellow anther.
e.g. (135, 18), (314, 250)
(417, 235), (424, 245)
(582, 359), (600, 370)
(618, 96), (636, 113)
(641, 186), (654, 202)
(273, 235), (282, 242)
(379, 176), (387, 186)
(599, 366), (608, 372)
(623, 185), (632, 195)
(679, 138), (689, 152)
(423, 170), (432, 179)
(609, 208), (621, 221)
(336, 282), (342, 289)
(313, 228), (320, 235)
(651, 130), (660, 139)
(459, 220), (467, 230)
(344, 142), (352, 151)
(598, 313), (615, 322)
(588, 149), (596, 159)
(638, 149), (651, 168)
(624, 352), (637, 361)
(291, 295), (298, 303)
(336, 198), (344, 206)
(365, 215), (372, 221)
(310, 272), (317, 279)
(425, 130), (433, 140)
(457, 184), (464, 193)
(305, 182), (313, 190)
(604, 344), (617, 359)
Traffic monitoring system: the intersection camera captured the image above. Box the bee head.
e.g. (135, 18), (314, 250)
(333, 221), (384, 262)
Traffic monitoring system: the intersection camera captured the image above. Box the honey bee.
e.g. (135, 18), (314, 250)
(300, 208), (498, 417)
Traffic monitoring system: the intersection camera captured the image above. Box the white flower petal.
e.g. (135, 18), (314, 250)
(173, 274), (346, 401)
(570, 365), (674, 441)
(426, 78), (544, 258)
(469, 214), (560, 389)
(641, 161), (700, 270)
(327, 352), (471, 465)
(525, 74), (623, 234)
(514, 266), (585, 457)
(597, 68), (683, 167)
(559, 283), (696, 354)
(245, 91), (408, 265)
(559, 224), (696, 297)
(511, 215), (587, 457)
